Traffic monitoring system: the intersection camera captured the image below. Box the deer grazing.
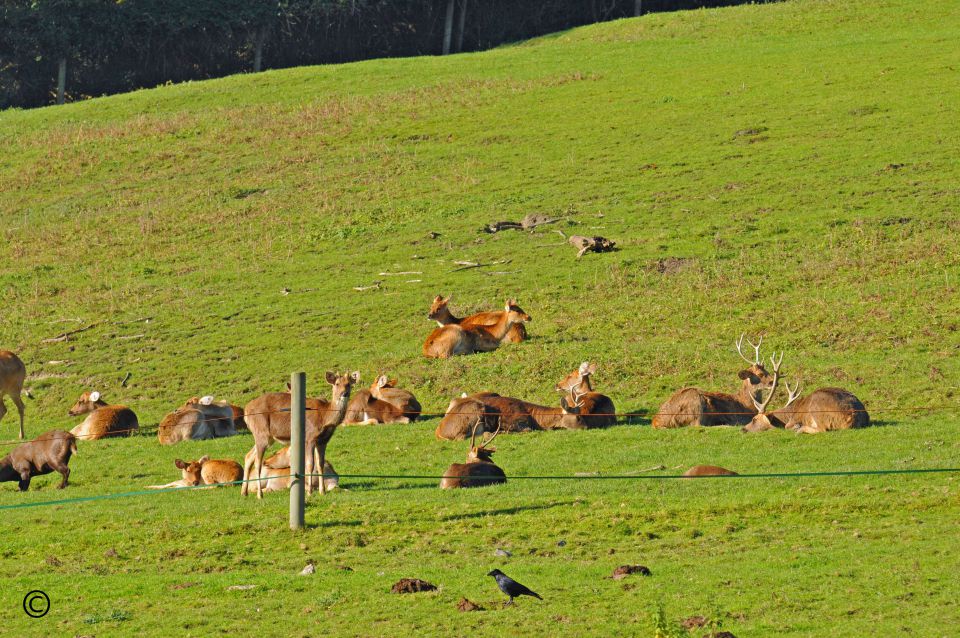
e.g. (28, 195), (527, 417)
(423, 300), (530, 359)
(428, 295), (528, 343)
(241, 371), (358, 498)
(0, 350), (27, 439)
(554, 362), (617, 427)
(147, 455), (242, 489)
(369, 375), (421, 421)
(0, 430), (76, 491)
(651, 335), (775, 428)
(68, 391), (139, 440)
(440, 421), (507, 489)
(742, 358), (870, 433)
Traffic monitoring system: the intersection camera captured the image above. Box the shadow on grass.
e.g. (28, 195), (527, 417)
(619, 405), (651, 426)
(438, 500), (574, 522)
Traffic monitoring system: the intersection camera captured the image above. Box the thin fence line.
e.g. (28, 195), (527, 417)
(3, 403), (960, 447)
(1, 468), (957, 512)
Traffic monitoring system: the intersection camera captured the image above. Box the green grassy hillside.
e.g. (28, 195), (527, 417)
(1, 0), (959, 635)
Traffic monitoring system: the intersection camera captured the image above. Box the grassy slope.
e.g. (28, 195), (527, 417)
(1, 0), (960, 635)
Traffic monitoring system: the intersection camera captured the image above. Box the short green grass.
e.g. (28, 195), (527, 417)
(1, 0), (959, 635)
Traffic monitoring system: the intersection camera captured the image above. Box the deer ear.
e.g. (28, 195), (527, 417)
(350, 371), (361, 383)
(461, 392), (468, 398)
(578, 362), (590, 374)
(737, 369), (751, 380)
(586, 363), (598, 375)
(174, 459), (187, 469)
(89, 391), (101, 402)
(377, 375), (388, 387)
(199, 395), (214, 406)
(325, 371), (337, 384)
(197, 455), (210, 464)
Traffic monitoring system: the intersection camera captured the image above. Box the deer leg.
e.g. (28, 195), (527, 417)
(11, 394), (25, 439)
(241, 446), (257, 496)
(317, 444), (327, 495)
(18, 469), (31, 492)
(0, 397), (7, 426)
(254, 443), (268, 499)
(55, 464), (70, 489)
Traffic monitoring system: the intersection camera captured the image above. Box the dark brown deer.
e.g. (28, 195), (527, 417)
(68, 391), (139, 439)
(651, 335), (775, 428)
(435, 394), (504, 440)
(242, 371), (358, 498)
(428, 295), (528, 343)
(370, 375), (421, 421)
(0, 350), (26, 439)
(682, 465), (738, 477)
(743, 366), (870, 433)
(440, 420), (507, 489)
(554, 362), (617, 427)
(469, 391), (588, 430)
(423, 301), (530, 358)
(0, 430), (76, 490)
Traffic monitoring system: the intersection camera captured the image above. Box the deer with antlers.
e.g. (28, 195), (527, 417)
(743, 360), (870, 433)
(651, 335), (776, 428)
(440, 420), (507, 489)
(423, 300), (530, 359)
(241, 371), (358, 499)
(0, 351), (27, 439)
(554, 362), (617, 428)
(428, 295), (528, 343)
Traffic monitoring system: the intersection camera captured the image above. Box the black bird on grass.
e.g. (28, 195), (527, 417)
(487, 569), (543, 605)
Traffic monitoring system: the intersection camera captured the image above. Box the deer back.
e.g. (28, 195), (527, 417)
(435, 396), (499, 440)
(70, 405), (138, 440)
(774, 387), (869, 432)
(158, 408), (212, 445)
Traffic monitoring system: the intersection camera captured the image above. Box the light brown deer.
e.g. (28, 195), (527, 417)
(183, 396), (238, 437)
(370, 375), (421, 421)
(470, 391), (587, 430)
(257, 446), (339, 493)
(554, 362), (617, 428)
(682, 465), (738, 477)
(157, 406), (213, 445)
(435, 394), (504, 440)
(0, 350), (27, 439)
(743, 365), (870, 434)
(428, 295), (528, 343)
(147, 455), (242, 489)
(423, 301), (530, 359)
(68, 391), (139, 440)
(440, 420), (507, 489)
(343, 389), (410, 425)
(651, 335), (775, 429)
(241, 371), (358, 498)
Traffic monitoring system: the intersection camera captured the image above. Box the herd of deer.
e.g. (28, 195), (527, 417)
(0, 298), (869, 493)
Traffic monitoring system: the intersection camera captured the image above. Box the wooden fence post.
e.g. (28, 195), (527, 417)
(289, 371), (306, 530)
(56, 58), (67, 105)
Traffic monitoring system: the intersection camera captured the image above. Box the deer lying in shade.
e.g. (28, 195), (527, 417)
(440, 421), (507, 489)
(554, 362), (617, 428)
(652, 335), (775, 429)
(742, 356), (870, 434)
(427, 295), (528, 343)
(0, 430), (76, 491)
(423, 300), (530, 359)
(147, 455), (242, 489)
(69, 391), (139, 440)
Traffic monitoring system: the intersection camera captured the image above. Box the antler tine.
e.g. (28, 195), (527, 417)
(482, 417), (503, 448)
(752, 362), (781, 414)
(469, 415), (482, 449)
(769, 351), (784, 374)
(735, 333), (763, 365)
(571, 386), (586, 407)
(782, 378), (803, 410)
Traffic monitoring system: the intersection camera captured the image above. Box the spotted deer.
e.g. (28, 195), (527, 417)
(440, 420), (507, 489)
(428, 295), (528, 343)
(651, 335), (775, 428)
(0, 350), (27, 439)
(68, 391), (139, 440)
(241, 371), (358, 498)
(423, 301), (530, 359)
(554, 362), (617, 427)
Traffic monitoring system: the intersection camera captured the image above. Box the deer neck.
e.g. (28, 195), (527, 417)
(435, 306), (460, 327)
(323, 393), (351, 427)
(736, 381), (761, 410)
(574, 377), (593, 394)
(487, 313), (517, 341)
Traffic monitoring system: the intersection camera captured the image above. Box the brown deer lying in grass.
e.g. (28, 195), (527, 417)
(69, 391), (139, 440)
(0, 430), (76, 490)
(469, 391), (588, 430)
(435, 394), (505, 440)
(257, 446), (339, 493)
(682, 465), (738, 477)
(157, 396), (238, 445)
(370, 375), (421, 421)
(344, 390), (410, 425)
(147, 455), (242, 489)
(184, 396), (238, 437)
(428, 295), (528, 343)
(743, 361), (870, 433)
(0, 350), (27, 439)
(423, 300), (530, 358)
(242, 371), (358, 498)
(651, 335), (775, 429)
(554, 362), (617, 427)
(440, 421), (507, 489)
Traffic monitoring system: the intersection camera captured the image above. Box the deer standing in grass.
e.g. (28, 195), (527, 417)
(440, 420), (507, 489)
(0, 350), (27, 439)
(742, 357), (870, 433)
(428, 295), (528, 343)
(651, 335), (775, 429)
(554, 362), (617, 427)
(423, 300), (530, 359)
(242, 371), (358, 499)
(68, 391), (139, 440)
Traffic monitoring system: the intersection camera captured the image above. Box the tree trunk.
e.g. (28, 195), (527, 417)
(442, 0), (455, 55)
(455, 0), (468, 53)
(56, 58), (66, 105)
(634, 0), (642, 16)
(253, 27), (266, 72)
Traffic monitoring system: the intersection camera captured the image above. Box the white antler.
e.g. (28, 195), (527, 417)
(735, 333), (763, 366)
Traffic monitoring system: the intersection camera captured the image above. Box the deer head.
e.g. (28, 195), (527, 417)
(466, 418), (502, 463)
(174, 455), (210, 486)
(504, 298), (532, 323)
(325, 371), (360, 407)
(428, 295), (453, 323)
(735, 334), (776, 402)
(555, 362), (598, 394)
(743, 355), (802, 432)
(68, 391), (106, 416)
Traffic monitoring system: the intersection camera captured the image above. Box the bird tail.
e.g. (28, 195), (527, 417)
(531, 591), (543, 600)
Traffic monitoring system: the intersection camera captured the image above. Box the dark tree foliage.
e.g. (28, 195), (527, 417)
(0, 0), (774, 109)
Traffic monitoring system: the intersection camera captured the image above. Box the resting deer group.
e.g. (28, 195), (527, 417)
(344, 375), (421, 425)
(427, 295), (528, 343)
(423, 298), (531, 358)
